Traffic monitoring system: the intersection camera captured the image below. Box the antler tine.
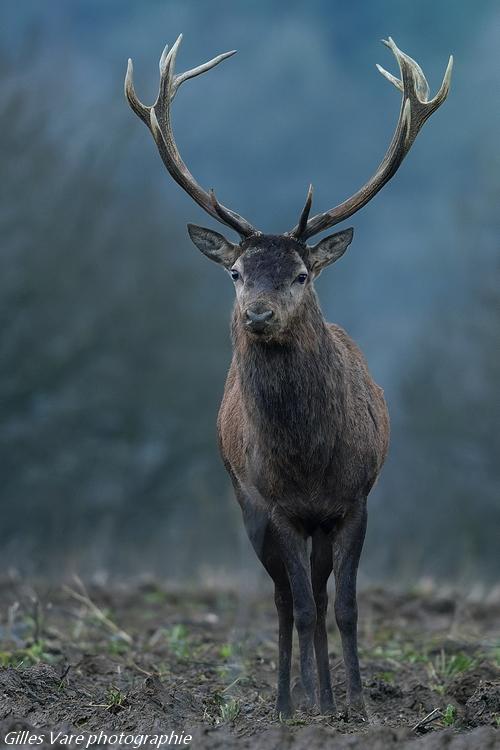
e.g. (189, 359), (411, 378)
(292, 38), (453, 241)
(124, 59), (150, 126)
(125, 36), (257, 238)
(206, 189), (255, 235)
(174, 49), (237, 92)
(291, 185), (314, 239)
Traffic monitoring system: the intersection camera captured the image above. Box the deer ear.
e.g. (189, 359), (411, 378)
(307, 228), (354, 276)
(187, 225), (239, 268)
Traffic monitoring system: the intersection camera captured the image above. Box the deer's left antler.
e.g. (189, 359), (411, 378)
(290, 38), (453, 241)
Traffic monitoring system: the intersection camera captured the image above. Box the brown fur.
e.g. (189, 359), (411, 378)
(202, 232), (390, 718)
(219, 308), (389, 519)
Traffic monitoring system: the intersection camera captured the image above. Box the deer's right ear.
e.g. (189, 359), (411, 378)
(187, 225), (240, 268)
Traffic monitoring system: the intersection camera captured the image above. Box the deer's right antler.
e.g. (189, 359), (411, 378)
(125, 35), (257, 238)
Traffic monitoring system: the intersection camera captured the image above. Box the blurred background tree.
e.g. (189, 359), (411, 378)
(367, 176), (500, 580)
(0, 1), (498, 583)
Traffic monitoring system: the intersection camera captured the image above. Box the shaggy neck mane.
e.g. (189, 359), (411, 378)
(232, 290), (345, 457)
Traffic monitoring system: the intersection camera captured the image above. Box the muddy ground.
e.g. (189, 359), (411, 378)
(0, 576), (498, 749)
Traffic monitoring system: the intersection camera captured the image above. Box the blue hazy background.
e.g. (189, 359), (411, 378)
(1, 1), (498, 583)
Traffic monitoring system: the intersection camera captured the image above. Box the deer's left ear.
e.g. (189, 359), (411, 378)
(307, 228), (354, 276)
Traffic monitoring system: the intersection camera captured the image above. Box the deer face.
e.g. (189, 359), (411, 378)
(230, 236), (309, 338)
(187, 227), (354, 340)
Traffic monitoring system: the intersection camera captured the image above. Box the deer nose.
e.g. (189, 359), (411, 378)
(245, 308), (274, 331)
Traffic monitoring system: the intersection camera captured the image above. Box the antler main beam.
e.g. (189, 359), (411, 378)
(125, 35), (257, 238)
(291, 38), (453, 241)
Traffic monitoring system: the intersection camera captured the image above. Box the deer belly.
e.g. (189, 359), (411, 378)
(242, 451), (367, 521)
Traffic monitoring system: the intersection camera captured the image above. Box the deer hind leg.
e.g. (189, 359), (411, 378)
(332, 498), (368, 720)
(311, 528), (335, 714)
(239, 500), (294, 717)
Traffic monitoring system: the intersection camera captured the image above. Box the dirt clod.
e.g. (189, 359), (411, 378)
(465, 680), (500, 727)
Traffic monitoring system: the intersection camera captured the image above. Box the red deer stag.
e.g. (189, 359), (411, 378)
(125, 36), (452, 718)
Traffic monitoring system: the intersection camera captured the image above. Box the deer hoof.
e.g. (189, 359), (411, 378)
(347, 698), (369, 723)
(276, 697), (294, 720)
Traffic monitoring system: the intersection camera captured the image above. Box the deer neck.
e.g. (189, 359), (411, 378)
(231, 292), (341, 450)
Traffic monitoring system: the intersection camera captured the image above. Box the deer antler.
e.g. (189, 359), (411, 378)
(290, 38), (453, 241)
(125, 35), (257, 238)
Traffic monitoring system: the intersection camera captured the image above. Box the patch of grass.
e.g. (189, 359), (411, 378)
(434, 650), (476, 679)
(375, 670), (395, 683)
(279, 715), (308, 726)
(369, 642), (429, 665)
(105, 686), (128, 712)
(0, 650), (18, 667)
(428, 649), (476, 694)
(370, 639), (478, 688)
(431, 682), (446, 696)
(216, 666), (230, 680)
(0, 640), (53, 668)
(22, 640), (51, 663)
(165, 624), (191, 660)
(219, 643), (234, 660)
(219, 698), (240, 723)
(107, 638), (131, 656)
(442, 704), (457, 726)
(202, 691), (240, 725)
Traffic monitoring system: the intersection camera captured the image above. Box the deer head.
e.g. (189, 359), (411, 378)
(125, 35), (452, 339)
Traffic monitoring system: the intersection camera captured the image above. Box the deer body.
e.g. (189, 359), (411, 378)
(125, 35), (451, 718)
(215, 236), (389, 716)
(220, 294), (389, 521)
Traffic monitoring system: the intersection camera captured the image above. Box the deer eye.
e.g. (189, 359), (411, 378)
(230, 269), (240, 281)
(295, 273), (308, 284)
